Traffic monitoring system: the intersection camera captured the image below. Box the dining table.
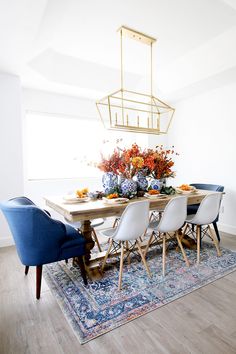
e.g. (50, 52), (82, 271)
(44, 189), (220, 268)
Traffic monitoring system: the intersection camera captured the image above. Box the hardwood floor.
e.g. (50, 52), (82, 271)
(0, 232), (236, 354)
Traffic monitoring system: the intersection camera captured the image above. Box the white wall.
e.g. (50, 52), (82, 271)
(23, 88), (98, 118)
(148, 134), (168, 149)
(0, 73), (24, 246)
(22, 89), (102, 219)
(168, 82), (236, 235)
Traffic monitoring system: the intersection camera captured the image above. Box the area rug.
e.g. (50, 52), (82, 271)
(43, 244), (236, 344)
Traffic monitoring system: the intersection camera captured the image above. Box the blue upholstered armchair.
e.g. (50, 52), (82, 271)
(0, 197), (87, 299)
(187, 184), (224, 242)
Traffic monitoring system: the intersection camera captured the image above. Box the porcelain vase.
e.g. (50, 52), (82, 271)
(135, 171), (148, 191)
(149, 178), (165, 191)
(120, 178), (137, 198)
(102, 172), (118, 195)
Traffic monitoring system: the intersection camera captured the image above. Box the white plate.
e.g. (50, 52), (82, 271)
(63, 195), (89, 203)
(103, 197), (129, 205)
(175, 187), (198, 194)
(144, 193), (168, 199)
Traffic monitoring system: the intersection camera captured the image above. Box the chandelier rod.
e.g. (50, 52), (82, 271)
(120, 28), (124, 124)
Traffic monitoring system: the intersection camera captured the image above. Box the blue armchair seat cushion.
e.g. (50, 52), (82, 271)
(59, 224), (85, 260)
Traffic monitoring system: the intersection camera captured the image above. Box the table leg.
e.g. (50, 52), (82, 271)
(80, 219), (95, 264)
(176, 226), (196, 249)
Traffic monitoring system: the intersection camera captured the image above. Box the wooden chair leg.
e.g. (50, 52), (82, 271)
(118, 242), (124, 291)
(143, 212), (153, 238)
(126, 241), (130, 265)
(212, 221), (221, 242)
(176, 233), (190, 267)
(136, 240), (151, 277)
(162, 233), (166, 276)
(92, 228), (102, 252)
(208, 226), (222, 257)
(25, 266), (29, 275)
(76, 256), (88, 285)
(197, 225), (201, 264)
(36, 265), (43, 300)
(200, 226), (202, 248)
(101, 239), (113, 272)
(144, 232), (154, 258)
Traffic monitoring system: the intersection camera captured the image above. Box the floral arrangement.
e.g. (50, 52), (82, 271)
(96, 148), (126, 175)
(122, 144), (145, 178)
(143, 145), (178, 179)
(96, 143), (178, 180)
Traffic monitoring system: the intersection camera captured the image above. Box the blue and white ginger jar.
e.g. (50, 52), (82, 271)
(149, 178), (164, 191)
(135, 171), (148, 191)
(120, 179), (137, 198)
(102, 172), (118, 194)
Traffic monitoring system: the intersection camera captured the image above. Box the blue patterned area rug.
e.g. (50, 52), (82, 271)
(44, 244), (236, 344)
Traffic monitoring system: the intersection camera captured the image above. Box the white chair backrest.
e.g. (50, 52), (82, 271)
(189, 192), (222, 225)
(113, 200), (150, 241)
(157, 196), (187, 233)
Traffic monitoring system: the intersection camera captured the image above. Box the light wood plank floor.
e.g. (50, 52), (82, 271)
(0, 232), (236, 354)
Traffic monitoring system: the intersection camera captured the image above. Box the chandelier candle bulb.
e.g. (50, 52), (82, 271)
(108, 96), (112, 126)
(157, 112), (160, 131)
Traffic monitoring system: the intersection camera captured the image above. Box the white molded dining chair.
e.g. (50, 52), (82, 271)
(183, 192), (222, 264)
(145, 196), (189, 276)
(100, 200), (151, 290)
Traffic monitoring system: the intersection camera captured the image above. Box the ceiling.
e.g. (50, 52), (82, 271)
(1, 0), (236, 102)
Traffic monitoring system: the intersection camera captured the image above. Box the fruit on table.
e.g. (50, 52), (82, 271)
(106, 193), (119, 199)
(76, 188), (89, 198)
(178, 184), (192, 191)
(148, 189), (160, 195)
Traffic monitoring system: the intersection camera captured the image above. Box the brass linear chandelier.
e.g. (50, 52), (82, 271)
(96, 26), (175, 135)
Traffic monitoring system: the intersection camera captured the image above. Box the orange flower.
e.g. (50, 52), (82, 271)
(131, 156), (144, 169)
(142, 146), (178, 179)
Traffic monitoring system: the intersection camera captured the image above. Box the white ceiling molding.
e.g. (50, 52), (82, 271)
(29, 48), (142, 93)
(1, 0), (236, 101)
(158, 26), (236, 96)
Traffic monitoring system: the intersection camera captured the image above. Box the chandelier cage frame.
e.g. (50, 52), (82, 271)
(96, 26), (175, 135)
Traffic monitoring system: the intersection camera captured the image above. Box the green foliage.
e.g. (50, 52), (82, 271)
(161, 186), (176, 195)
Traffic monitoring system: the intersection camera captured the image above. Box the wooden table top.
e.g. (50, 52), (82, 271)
(45, 189), (219, 222)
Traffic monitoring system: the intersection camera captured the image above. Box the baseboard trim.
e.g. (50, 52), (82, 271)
(0, 236), (14, 248)
(218, 223), (236, 236)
